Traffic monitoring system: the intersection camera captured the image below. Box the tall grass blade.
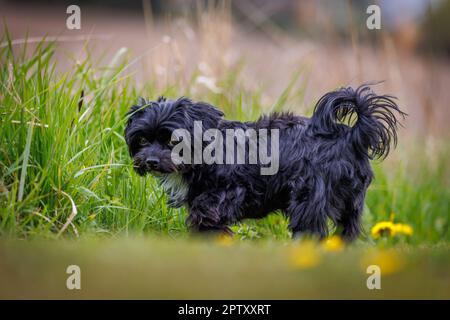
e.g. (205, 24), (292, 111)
(17, 120), (34, 202)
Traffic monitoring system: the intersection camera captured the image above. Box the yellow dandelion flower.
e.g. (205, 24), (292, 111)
(360, 249), (405, 275)
(288, 240), (321, 269)
(371, 220), (413, 239)
(322, 235), (345, 252)
(393, 223), (413, 236)
(371, 221), (395, 239)
(215, 234), (234, 246)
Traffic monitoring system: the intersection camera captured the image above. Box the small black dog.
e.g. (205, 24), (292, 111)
(125, 85), (404, 240)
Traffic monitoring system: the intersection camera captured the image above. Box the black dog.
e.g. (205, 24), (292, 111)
(125, 85), (404, 240)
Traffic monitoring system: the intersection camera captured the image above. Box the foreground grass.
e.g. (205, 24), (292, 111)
(0, 37), (449, 246)
(0, 237), (449, 299)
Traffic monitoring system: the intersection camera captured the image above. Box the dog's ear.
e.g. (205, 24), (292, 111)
(174, 97), (224, 129)
(125, 105), (145, 127)
(125, 102), (148, 132)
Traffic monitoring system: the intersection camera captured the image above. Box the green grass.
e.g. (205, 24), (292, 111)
(0, 37), (449, 245)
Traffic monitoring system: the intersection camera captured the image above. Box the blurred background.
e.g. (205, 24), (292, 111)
(1, 0), (450, 138)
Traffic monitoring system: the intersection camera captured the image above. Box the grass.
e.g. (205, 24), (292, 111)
(0, 35), (449, 298)
(1, 37), (448, 243)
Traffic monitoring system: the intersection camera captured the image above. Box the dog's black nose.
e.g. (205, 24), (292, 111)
(145, 157), (159, 168)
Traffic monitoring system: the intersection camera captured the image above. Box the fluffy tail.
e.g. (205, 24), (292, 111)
(309, 84), (406, 159)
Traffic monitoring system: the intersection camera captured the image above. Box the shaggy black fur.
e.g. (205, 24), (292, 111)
(125, 85), (405, 240)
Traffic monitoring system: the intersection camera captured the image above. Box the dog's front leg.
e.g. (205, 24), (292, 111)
(186, 188), (244, 235)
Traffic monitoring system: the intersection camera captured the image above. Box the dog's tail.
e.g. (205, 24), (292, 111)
(309, 84), (406, 160)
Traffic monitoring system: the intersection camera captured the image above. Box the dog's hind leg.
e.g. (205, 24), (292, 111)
(338, 185), (367, 241)
(331, 171), (371, 241)
(287, 177), (330, 239)
(339, 207), (362, 241)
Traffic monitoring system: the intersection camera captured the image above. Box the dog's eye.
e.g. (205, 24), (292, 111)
(138, 137), (149, 146)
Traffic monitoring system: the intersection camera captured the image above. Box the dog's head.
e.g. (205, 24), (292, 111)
(124, 96), (223, 176)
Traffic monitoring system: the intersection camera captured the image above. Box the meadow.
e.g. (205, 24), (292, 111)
(0, 28), (449, 298)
